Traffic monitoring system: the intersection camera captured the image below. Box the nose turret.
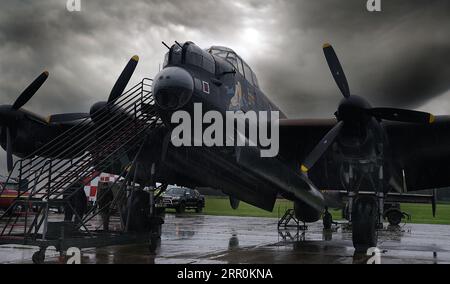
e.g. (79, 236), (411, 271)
(152, 67), (194, 110)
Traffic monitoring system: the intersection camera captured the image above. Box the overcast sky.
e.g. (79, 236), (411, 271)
(0, 0), (449, 174)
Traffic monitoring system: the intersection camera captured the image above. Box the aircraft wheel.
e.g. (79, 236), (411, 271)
(386, 209), (402, 226)
(352, 196), (378, 253)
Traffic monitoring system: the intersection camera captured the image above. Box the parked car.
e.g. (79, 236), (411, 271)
(0, 180), (29, 214)
(159, 187), (205, 213)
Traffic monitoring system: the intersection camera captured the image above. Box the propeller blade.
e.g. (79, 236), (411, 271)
(12, 71), (49, 110)
(369, 108), (435, 124)
(108, 56), (139, 103)
(6, 127), (13, 172)
(301, 121), (344, 173)
(323, 43), (350, 98)
(47, 113), (90, 123)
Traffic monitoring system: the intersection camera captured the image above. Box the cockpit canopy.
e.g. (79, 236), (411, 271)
(163, 42), (215, 74)
(163, 42), (260, 90)
(208, 46), (260, 89)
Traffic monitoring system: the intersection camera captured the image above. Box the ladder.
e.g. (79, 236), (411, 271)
(0, 78), (161, 242)
(277, 209), (307, 230)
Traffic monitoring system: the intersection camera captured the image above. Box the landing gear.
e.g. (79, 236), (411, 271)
(122, 190), (152, 232)
(352, 196), (378, 253)
(121, 188), (164, 254)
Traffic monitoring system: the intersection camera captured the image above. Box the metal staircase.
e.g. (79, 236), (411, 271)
(0, 78), (162, 245)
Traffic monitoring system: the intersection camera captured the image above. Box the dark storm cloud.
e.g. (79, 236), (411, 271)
(0, 0), (249, 114)
(1, 0), (448, 115)
(0, 0), (449, 174)
(251, 0), (450, 116)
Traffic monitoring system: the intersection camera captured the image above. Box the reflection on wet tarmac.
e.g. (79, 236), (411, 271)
(2, 213), (450, 264)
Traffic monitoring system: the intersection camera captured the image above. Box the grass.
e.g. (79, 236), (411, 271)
(174, 196), (450, 225)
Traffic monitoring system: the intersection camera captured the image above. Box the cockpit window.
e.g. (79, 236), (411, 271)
(226, 53), (239, 70)
(252, 71), (259, 88)
(210, 49), (228, 58)
(243, 63), (253, 84)
(209, 46), (259, 89)
(236, 57), (244, 75)
(210, 48), (244, 75)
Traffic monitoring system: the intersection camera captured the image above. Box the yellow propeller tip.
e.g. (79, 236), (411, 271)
(301, 165), (309, 173)
(132, 55), (139, 62)
(429, 114), (436, 124)
(323, 43), (331, 48)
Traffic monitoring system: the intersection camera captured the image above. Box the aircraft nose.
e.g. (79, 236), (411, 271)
(152, 67), (194, 110)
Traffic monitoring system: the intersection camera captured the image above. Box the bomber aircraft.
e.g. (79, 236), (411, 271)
(1, 41), (448, 252)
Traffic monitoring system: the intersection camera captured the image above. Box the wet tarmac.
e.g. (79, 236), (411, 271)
(1, 213), (450, 264)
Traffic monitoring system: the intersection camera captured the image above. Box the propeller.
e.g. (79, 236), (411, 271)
(90, 55), (140, 119)
(48, 55), (139, 125)
(323, 43), (350, 98)
(107, 55), (139, 103)
(1, 71), (49, 172)
(301, 121), (343, 173)
(301, 44), (435, 174)
(47, 113), (90, 123)
(12, 71), (49, 110)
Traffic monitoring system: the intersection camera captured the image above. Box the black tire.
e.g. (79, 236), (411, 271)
(352, 196), (379, 253)
(195, 204), (203, 213)
(386, 209), (402, 226)
(176, 202), (185, 214)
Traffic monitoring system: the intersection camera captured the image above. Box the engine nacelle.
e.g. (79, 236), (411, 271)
(294, 199), (321, 223)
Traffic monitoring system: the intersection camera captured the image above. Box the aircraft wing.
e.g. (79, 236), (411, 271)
(383, 115), (450, 191)
(278, 118), (337, 164)
(278, 116), (450, 192)
(278, 118), (338, 157)
(278, 118), (341, 190)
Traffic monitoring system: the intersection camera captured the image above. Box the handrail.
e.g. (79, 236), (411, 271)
(0, 78), (154, 196)
(0, 78), (161, 230)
